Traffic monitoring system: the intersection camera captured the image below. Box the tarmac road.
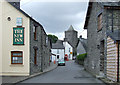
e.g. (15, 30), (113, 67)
(20, 60), (105, 84)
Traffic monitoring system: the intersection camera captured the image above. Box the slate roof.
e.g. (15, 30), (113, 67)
(107, 30), (120, 42)
(67, 25), (75, 31)
(52, 40), (65, 49)
(8, 1), (43, 28)
(79, 37), (87, 51)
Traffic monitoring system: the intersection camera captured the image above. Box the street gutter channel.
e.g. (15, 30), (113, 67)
(3, 64), (58, 84)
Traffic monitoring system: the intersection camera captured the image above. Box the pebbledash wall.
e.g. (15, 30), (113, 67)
(1, 1), (30, 76)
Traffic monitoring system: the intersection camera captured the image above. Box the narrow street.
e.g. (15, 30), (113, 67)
(20, 61), (105, 83)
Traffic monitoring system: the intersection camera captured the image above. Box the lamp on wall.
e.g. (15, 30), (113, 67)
(97, 45), (100, 49)
(7, 17), (11, 21)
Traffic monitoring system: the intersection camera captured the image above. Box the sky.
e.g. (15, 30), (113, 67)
(20, 0), (88, 40)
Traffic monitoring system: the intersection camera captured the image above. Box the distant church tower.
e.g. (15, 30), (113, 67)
(64, 25), (78, 56)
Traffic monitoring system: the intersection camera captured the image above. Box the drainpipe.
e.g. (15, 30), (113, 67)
(41, 29), (43, 72)
(112, 8), (114, 32)
(117, 42), (119, 82)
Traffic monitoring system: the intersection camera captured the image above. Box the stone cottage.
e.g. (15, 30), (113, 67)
(51, 40), (65, 62)
(84, 1), (120, 82)
(0, 0), (51, 76)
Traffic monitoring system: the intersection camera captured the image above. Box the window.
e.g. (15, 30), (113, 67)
(11, 51), (23, 64)
(33, 26), (37, 40)
(98, 13), (103, 31)
(46, 37), (48, 44)
(57, 55), (59, 59)
(34, 49), (37, 65)
(69, 48), (70, 52)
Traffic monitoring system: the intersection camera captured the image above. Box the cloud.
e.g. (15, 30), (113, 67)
(21, 1), (88, 39)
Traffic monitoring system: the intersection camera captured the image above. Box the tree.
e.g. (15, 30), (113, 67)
(48, 34), (58, 43)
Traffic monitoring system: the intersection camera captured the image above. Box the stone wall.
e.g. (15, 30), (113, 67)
(41, 29), (51, 71)
(30, 20), (51, 74)
(85, 2), (107, 76)
(85, 2), (120, 77)
(30, 20), (42, 75)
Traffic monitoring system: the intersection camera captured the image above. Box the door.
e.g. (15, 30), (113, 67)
(100, 40), (105, 72)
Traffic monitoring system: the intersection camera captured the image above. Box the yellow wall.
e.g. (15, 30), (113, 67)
(1, 1), (30, 76)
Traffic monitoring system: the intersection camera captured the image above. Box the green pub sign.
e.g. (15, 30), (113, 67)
(13, 27), (24, 45)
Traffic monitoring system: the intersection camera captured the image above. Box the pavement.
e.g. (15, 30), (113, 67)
(1, 62), (57, 84)
(18, 60), (106, 84)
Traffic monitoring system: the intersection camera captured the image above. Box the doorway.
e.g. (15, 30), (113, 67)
(100, 40), (105, 72)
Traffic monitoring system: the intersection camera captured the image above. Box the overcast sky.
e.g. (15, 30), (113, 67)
(20, 0), (88, 40)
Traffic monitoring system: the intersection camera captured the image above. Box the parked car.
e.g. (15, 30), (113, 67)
(58, 59), (65, 66)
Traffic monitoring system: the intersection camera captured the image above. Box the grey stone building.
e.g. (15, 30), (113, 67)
(84, 1), (120, 81)
(30, 20), (51, 74)
(64, 25), (78, 56)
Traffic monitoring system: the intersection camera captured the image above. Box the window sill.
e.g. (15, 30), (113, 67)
(10, 64), (24, 67)
(34, 39), (38, 41)
(97, 29), (102, 32)
(34, 64), (38, 66)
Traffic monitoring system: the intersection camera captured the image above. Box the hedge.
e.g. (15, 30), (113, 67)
(76, 53), (87, 61)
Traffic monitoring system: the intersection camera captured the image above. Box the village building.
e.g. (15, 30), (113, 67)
(64, 25), (78, 56)
(77, 36), (87, 55)
(51, 40), (65, 62)
(63, 41), (73, 61)
(84, 1), (120, 82)
(0, 0), (51, 76)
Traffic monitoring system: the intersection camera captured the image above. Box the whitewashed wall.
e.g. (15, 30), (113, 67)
(51, 49), (64, 62)
(63, 42), (73, 60)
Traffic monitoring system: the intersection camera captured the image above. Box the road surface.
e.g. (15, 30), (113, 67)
(20, 61), (105, 83)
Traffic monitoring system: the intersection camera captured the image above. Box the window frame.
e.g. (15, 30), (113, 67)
(57, 55), (59, 59)
(11, 51), (23, 64)
(34, 26), (37, 40)
(97, 13), (103, 31)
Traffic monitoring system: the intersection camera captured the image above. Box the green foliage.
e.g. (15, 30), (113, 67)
(48, 34), (58, 43)
(77, 53), (87, 61)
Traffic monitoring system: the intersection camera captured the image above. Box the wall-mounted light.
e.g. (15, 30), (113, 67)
(97, 45), (100, 49)
(7, 17), (11, 21)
